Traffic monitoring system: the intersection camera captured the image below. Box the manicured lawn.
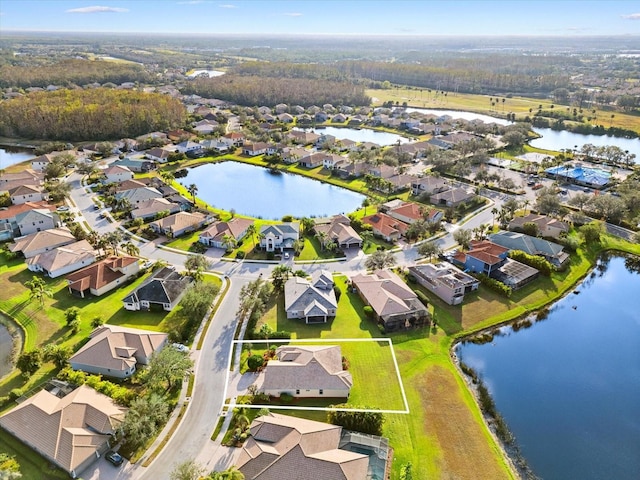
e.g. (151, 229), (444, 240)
(295, 235), (344, 261)
(0, 431), (68, 480)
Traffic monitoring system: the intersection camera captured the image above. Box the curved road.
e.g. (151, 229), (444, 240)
(67, 167), (502, 479)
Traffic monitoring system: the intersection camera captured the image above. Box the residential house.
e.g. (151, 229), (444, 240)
(9, 227), (76, 259)
(314, 111), (328, 122)
(284, 271), (338, 324)
(102, 165), (134, 184)
(242, 142), (270, 156)
(191, 119), (219, 135)
(150, 211), (210, 237)
(112, 157), (156, 173)
(69, 325), (168, 379)
(408, 262), (479, 305)
(114, 186), (163, 206)
(0, 169), (44, 187)
(30, 154), (57, 172)
(66, 255), (140, 298)
(0, 201), (55, 239)
(237, 413), (377, 480)
(260, 223), (300, 252)
(351, 270), (430, 332)
(508, 213), (569, 239)
(335, 161), (368, 179)
(175, 141), (203, 154)
(332, 113), (347, 123)
(167, 129), (195, 142)
(287, 130), (320, 145)
(114, 179), (147, 193)
(278, 113), (294, 123)
(0, 385), (126, 478)
(27, 240), (97, 278)
(274, 103), (289, 114)
(316, 133), (336, 149)
(361, 212), (408, 243)
(223, 132), (245, 146)
(15, 206), (60, 236)
(130, 198), (181, 220)
(430, 187), (475, 207)
(145, 147), (171, 163)
(314, 215), (362, 249)
(411, 176), (449, 196)
(199, 139), (231, 153)
(299, 152), (327, 168)
(259, 345), (351, 398)
(198, 217), (254, 249)
(123, 267), (193, 311)
(9, 184), (45, 205)
(488, 231), (570, 268)
(281, 147), (308, 164)
(322, 153), (345, 169)
(336, 138), (358, 152)
(381, 201), (422, 225)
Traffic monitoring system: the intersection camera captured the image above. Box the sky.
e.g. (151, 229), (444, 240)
(0, 0), (639, 36)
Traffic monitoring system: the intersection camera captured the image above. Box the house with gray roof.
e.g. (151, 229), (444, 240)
(408, 262), (479, 306)
(69, 325), (168, 379)
(130, 197), (181, 220)
(15, 207), (61, 236)
(123, 267), (193, 311)
(0, 385), (126, 478)
(489, 231), (570, 268)
(430, 187), (475, 207)
(259, 345), (352, 398)
(284, 271), (338, 324)
(351, 270), (430, 332)
(260, 223), (300, 253)
(237, 413), (374, 480)
(114, 186), (163, 206)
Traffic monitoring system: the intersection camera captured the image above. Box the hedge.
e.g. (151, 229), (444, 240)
(476, 273), (512, 297)
(508, 250), (554, 276)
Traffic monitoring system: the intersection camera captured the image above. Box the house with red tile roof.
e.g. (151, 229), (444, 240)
(66, 255), (140, 298)
(361, 212), (408, 243)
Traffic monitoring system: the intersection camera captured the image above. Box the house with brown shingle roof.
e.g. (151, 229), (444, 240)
(66, 255), (140, 298)
(351, 270), (430, 332)
(69, 325), (168, 379)
(238, 413), (379, 480)
(130, 197), (181, 220)
(150, 211), (211, 237)
(314, 215), (362, 250)
(361, 212), (408, 243)
(102, 164), (134, 184)
(9, 227), (76, 259)
(430, 187), (475, 207)
(26, 240), (97, 278)
(199, 217), (254, 249)
(0, 168), (44, 186)
(0, 385), (126, 478)
(9, 184), (45, 205)
(508, 213), (569, 239)
(258, 345), (351, 398)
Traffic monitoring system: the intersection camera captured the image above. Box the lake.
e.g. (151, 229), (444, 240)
(0, 147), (34, 169)
(530, 127), (640, 162)
(0, 316), (15, 379)
(181, 161), (365, 219)
(457, 254), (640, 480)
(294, 126), (410, 146)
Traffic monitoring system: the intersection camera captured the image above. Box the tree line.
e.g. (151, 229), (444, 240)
(0, 58), (150, 89)
(183, 75), (370, 107)
(0, 88), (186, 141)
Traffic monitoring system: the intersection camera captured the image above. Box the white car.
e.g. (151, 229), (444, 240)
(171, 343), (189, 353)
(284, 252), (290, 259)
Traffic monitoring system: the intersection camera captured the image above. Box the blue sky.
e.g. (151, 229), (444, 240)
(1, 1), (639, 36)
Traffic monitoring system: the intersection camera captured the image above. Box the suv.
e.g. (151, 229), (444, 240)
(105, 451), (124, 467)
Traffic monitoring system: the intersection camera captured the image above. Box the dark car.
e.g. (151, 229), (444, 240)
(105, 451), (124, 467)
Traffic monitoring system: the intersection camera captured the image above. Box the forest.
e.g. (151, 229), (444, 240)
(0, 58), (150, 89)
(183, 75), (370, 107)
(0, 89), (186, 141)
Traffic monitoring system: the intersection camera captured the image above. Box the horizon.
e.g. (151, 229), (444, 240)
(1, 0), (639, 37)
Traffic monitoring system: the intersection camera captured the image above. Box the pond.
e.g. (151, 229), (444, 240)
(0, 315), (15, 379)
(181, 161), (365, 219)
(0, 147), (34, 169)
(530, 127), (640, 162)
(294, 126), (410, 146)
(457, 254), (640, 480)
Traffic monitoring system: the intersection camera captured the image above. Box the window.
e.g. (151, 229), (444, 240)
(319, 389), (324, 395)
(296, 390), (300, 395)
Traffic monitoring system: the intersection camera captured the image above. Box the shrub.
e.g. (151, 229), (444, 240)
(281, 215), (294, 222)
(363, 306), (374, 318)
(9, 389), (24, 401)
(247, 354), (265, 372)
(279, 392), (293, 403)
(416, 290), (430, 307)
(236, 251), (246, 259)
(476, 274), (512, 297)
(333, 285), (342, 301)
(508, 250), (554, 276)
(267, 252), (275, 260)
(190, 241), (208, 253)
(327, 405), (385, 435)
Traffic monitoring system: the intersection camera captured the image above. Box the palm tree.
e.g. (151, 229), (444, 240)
(490, 207), (498, 228)
(522, 199), (531, 215)
(362, 198), (371, 215)
(222, 233), (237, 252)
(159, 170), (175, 185)
(187, 184), (198, 205)
(123, 241), (140, 257)
(315, 230), (328, 250)
(300, 217), (315, 236)
(25, 276), (53, 307)
(245, 224), (257, 250)
(259, 324), (273, 350)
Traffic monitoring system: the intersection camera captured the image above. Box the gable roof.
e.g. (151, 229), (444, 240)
(130, 197), (180, 218)
(238, 413), (368, 480)
(114, 179), (147, 192)
(66, 255), (138, 292)
(123, 267), (193, 306)
(508, 213), (569, 233)
(284, 274), (338, 318)
(9, 184), (43, 196)
(26, 240), (96, 273)
(9, 227), (76, 256)
(462, 240), (509, 266)
(351, 270), (425, 319)
(69, 324), (167, 373)
(387, 201), (423, 222)
(361, 213), (408, 238)
(150, 211), (208, 232)
(200, 217), (253, 242)
(488, 231), (566, 257)
(260, 223), (300, 238)
(0, 201), (55, 220)
(0, 385), (126, 476)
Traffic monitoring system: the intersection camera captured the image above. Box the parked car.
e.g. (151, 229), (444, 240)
(56, 206), (70, 212)
(105, 451), (124, 467)
(171, 343), (189, 353)
(284, 252), (290, 259)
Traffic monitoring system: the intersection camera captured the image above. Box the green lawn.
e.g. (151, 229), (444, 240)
(0, 432), (68, 480)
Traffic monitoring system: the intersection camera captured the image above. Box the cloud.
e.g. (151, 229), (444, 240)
(621, 13), (640, 20)
(219, 3), (237, 7)
(66, 5), (129, 14)
(283, 12), (303, 17)
(178, 1), (205, 4)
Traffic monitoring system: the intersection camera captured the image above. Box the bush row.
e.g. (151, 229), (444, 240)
(475, 273), (512, 297)
(508, 250), (554, 276)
